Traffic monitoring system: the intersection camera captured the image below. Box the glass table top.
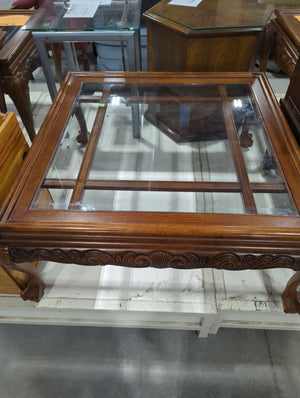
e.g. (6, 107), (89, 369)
(146, 0), (274, 32)
(23, 0), (141, 32)
(0, 25), (19, 46)
(30, 76), (298, 216)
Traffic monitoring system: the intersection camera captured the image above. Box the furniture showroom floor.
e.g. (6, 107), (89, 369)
(1, 1), (300, 396)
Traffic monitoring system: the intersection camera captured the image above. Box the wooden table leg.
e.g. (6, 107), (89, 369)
(282, 271), (300, 314)
(51, 43), (63, 84)
(80, 49), (89, 71)
(239, 115), (254, 148)
(74, 106), (89, 145)
(0, 247), (45, 302)
(3, 74), (36, 143)
(259, 22), (276, 73)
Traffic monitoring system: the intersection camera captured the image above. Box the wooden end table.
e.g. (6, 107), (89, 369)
(143, 0), (273, 72)
(260, 9), (300, 78)
(0, 10), (39, 142)
(281, 57), (300, 142)
(1, 71), (300, 314)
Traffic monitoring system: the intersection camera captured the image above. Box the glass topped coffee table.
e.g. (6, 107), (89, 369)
(23, 0), (141, 99)
(1, 71), (300, 314)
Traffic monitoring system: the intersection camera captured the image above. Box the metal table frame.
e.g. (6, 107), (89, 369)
(33, 30), (141, 100)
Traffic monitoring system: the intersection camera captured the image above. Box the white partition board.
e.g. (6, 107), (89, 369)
(0, 262), (216, 336)
(1, 263), (300, 335)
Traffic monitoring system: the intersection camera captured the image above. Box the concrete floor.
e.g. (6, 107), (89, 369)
(1, 1), (300, 397)
(0, 324), (300, 398)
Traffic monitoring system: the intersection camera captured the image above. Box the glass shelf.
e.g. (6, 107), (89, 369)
(23, 0), (141, 32)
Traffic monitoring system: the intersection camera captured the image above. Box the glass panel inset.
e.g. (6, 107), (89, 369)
(31, 188), (73, 210)
(81, 190), (244, 213)
(44, 102), (98, 181)
(229, 84), (284, 184)
(30, 80), (298, 216)
(254, 193), (298, 216)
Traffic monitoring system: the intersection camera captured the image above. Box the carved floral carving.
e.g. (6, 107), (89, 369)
(3, 247), (300, 308)
(275, 39), (297, 78)
(259, 20), (298, 78)
(9, 248), (300, 271)
(2, 50), (40, 94)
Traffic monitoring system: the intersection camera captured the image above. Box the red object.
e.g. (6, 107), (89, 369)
(12, 0), (45, 9)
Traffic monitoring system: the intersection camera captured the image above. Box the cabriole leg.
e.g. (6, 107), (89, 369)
(3, 74), (36, 142)
(282, 271), (300, 314)
(0, 248), (45, 302)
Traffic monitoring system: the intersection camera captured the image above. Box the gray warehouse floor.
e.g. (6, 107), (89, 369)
(0, 324), (300, 398)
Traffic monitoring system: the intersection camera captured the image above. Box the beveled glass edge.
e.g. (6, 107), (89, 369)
(151, 11), (268, 32)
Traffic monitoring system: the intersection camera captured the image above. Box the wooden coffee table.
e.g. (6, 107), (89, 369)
(1, 71), (300, 314)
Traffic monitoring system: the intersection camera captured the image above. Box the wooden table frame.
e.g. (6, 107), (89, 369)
(1, 71), (300, 314)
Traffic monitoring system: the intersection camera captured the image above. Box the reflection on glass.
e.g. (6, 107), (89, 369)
(30, 81), (298, 216)
(80, 190), (244, 213)
(254, 193), (298, 216)
(229, 85), (284, 184)
(0, 25), (19, 45)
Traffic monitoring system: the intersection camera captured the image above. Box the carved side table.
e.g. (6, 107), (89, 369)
(0, 10), (39, 142)
(281, 57), (300, 143)
(1, 71), (300, 314)
(260, 9), (300, 78)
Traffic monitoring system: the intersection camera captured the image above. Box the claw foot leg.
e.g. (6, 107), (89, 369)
(0, 249), (45, 302)
(282, 271), (300, 314)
